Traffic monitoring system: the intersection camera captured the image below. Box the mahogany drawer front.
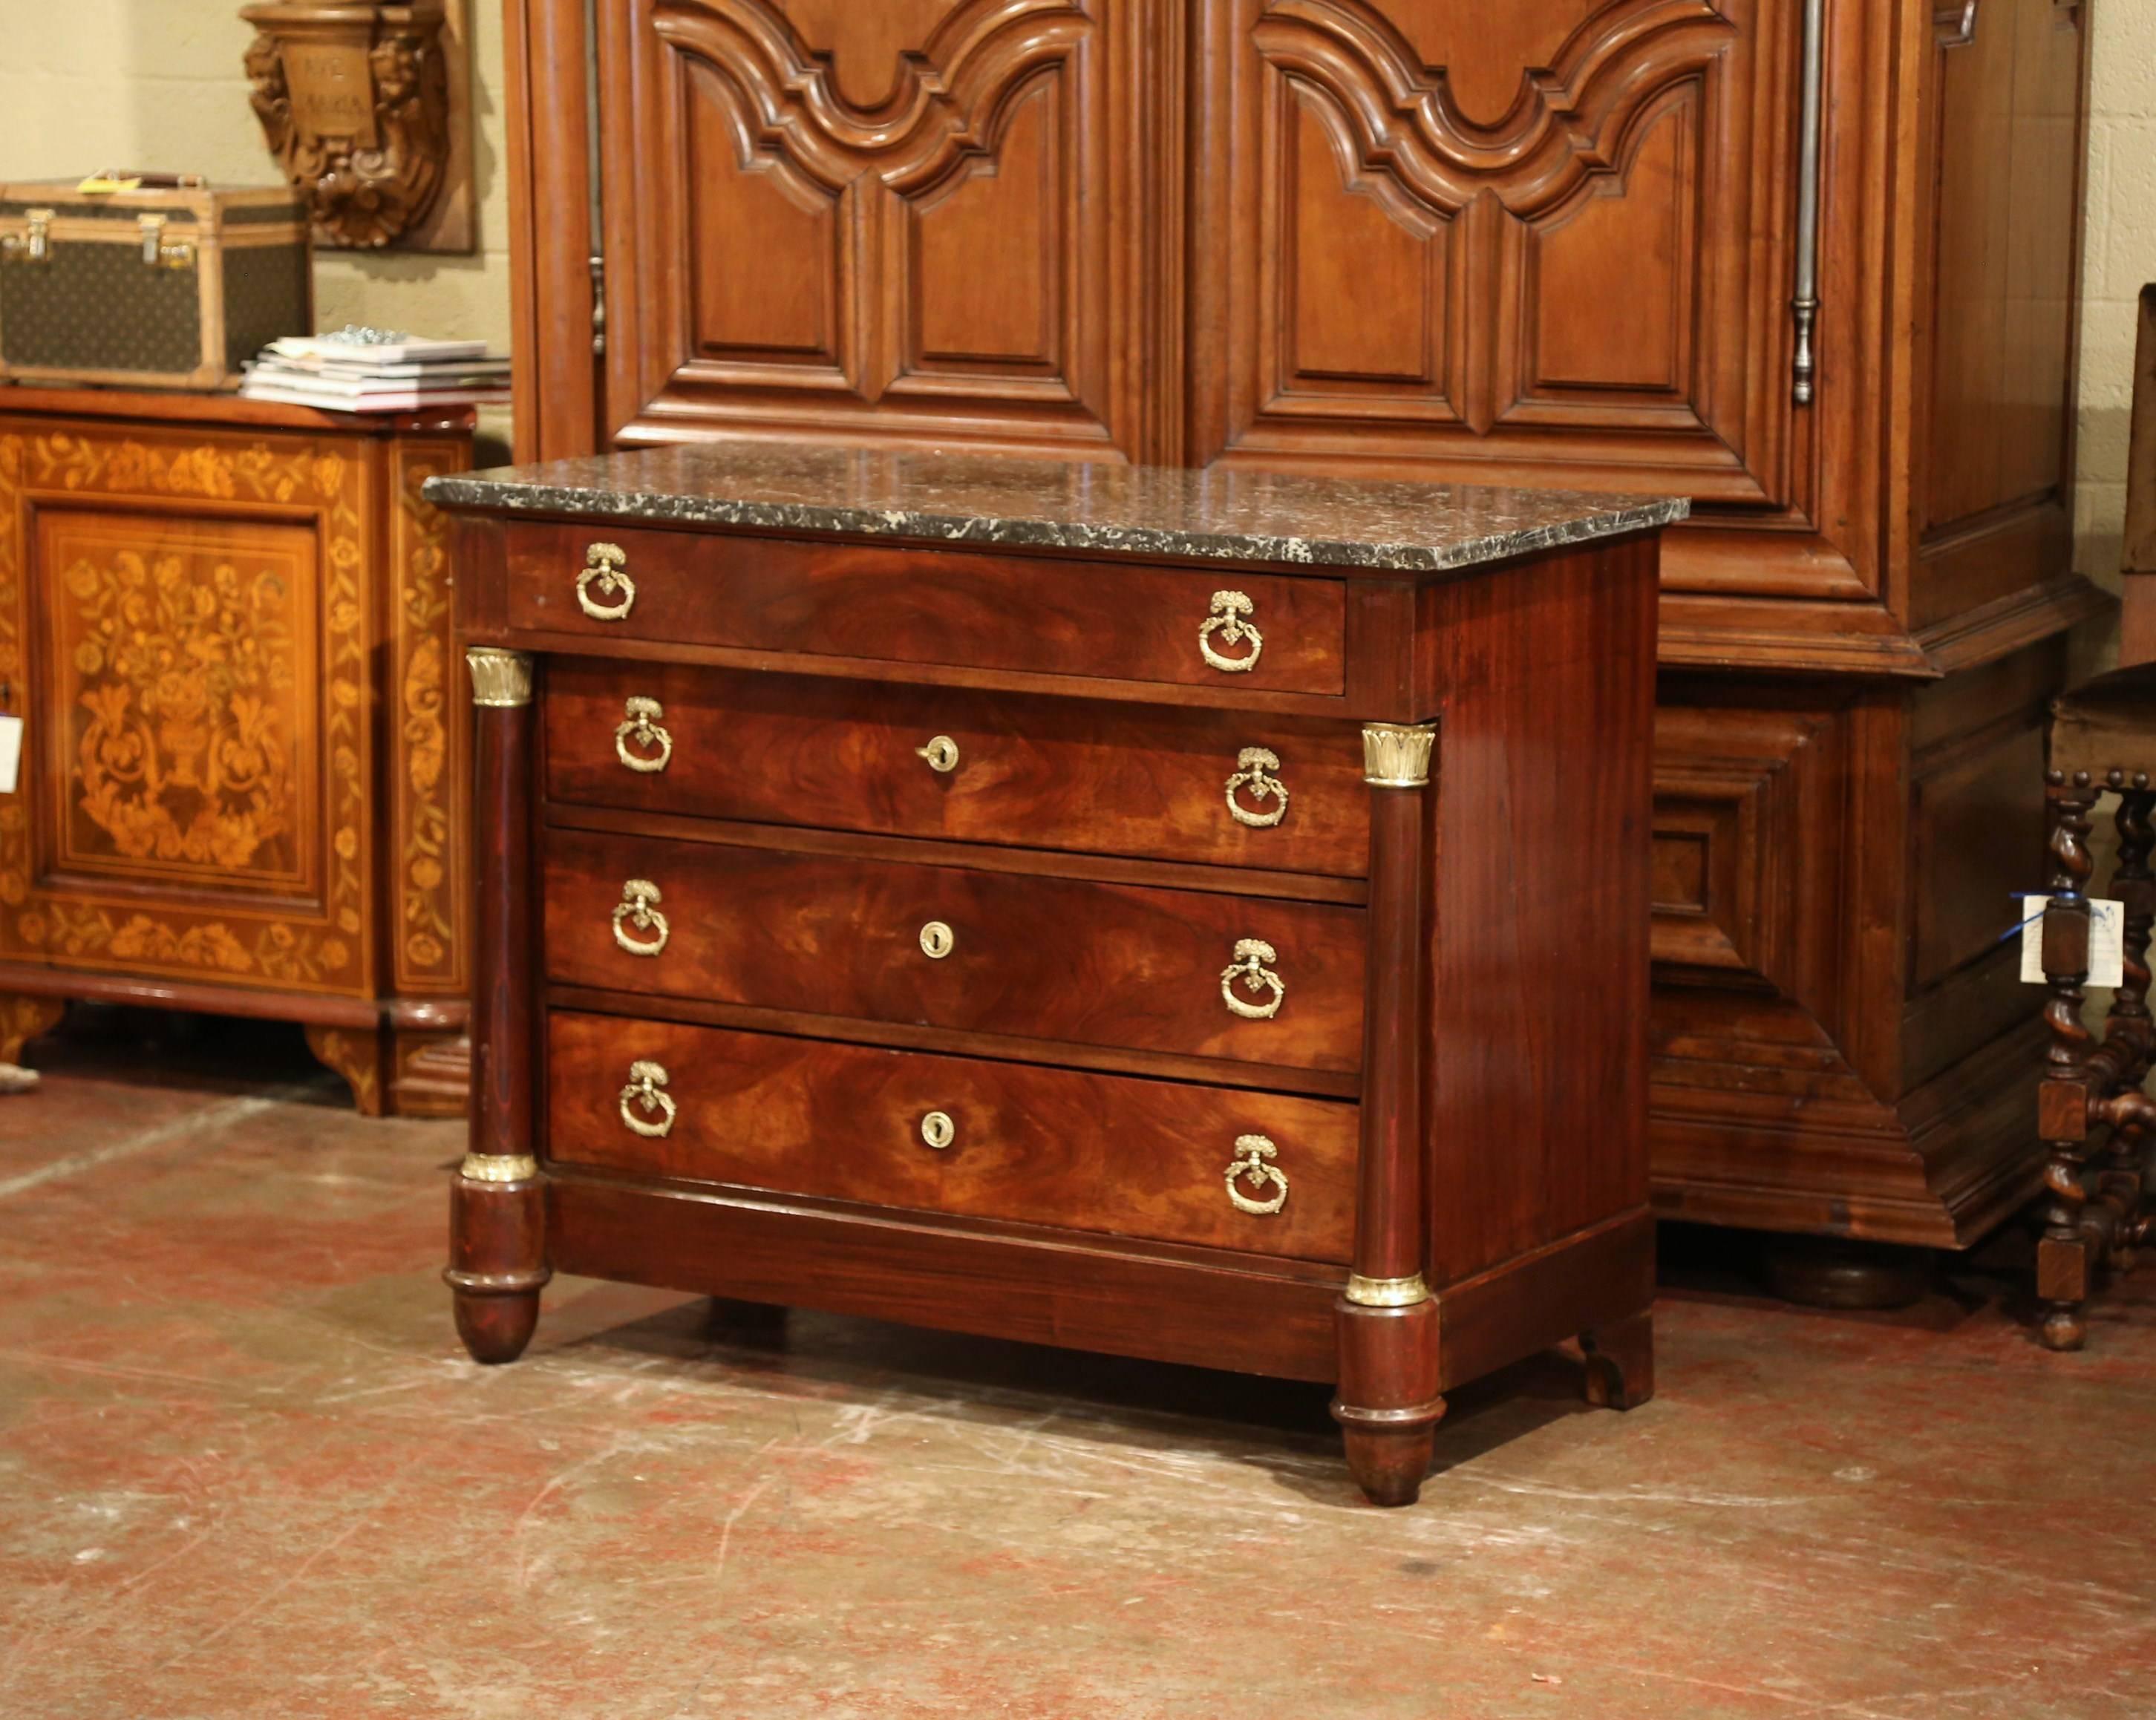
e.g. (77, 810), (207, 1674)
(546, 1011), (1359, 1263)
(506, 524), (1347, 694)
(543, 662), (1372, 878)
(544, 827), (1367, 1073)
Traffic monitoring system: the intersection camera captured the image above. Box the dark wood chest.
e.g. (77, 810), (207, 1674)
(434, 443), (1677, 1502)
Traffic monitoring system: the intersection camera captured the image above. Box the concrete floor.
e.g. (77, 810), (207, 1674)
(1, 1011), (2152, 1720)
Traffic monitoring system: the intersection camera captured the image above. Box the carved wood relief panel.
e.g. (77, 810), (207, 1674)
(1195, 0), (1796, 507)
(599, 0), (1168, 459)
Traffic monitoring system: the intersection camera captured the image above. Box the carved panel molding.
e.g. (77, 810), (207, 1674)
(1198, 0), (1796, 511)
(1250, 0), (1736, 219)
(604, 0), (1166, 457)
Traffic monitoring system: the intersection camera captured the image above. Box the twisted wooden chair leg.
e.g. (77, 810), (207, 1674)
(2038, 772), (2100, 1352)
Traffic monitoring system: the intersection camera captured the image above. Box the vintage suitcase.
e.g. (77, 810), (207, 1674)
(0, 176), (312, 390)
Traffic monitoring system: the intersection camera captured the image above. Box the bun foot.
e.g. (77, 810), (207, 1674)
(1581, 1308), (1655, 1410)
(447, 1157), (549, 1364)
(1333, 1294), (1443, 1506)
(452, 1285), (543, 1364)
(2040, 1306), (2086, 1352)
(1336, 1403), (1446, 1506)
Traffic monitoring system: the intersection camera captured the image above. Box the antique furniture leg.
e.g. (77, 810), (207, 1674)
(447, 647), (549, 1364)
(0, 995), (65, 1067)
(2037, 771), (2101, 1351)
(304, 1024), (391, 1116)
(391, 1029), (474, 1119)
(1580, 1309), (1656, 1410)
(1332, 724), (1444, 1508)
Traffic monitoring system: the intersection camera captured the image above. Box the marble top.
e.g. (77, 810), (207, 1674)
(425, 442), (1688, 574)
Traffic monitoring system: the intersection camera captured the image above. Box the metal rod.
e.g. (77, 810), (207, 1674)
(1791, 0), (1826, 405)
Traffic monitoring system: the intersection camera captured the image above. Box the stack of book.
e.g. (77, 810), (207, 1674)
(238, 327), (511, 413)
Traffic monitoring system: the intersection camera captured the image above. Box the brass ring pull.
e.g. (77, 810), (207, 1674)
(916, 735), (961, 774)
(615, 696), (673, 773)
(1199, 589), (1263, 673)
(921, 1110), (956, 1150)
(576, 543), (635, 621)
(619, 1059), (677, 1138)
(1221, 938), (1285, 1020)
(1224, 746), (1289, 828)
(1225, 1134), (1288, 1215)
(612, 879), (670, 957)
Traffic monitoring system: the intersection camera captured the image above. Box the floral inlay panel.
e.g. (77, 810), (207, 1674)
(0, 425), (373, 995)
(46, 521), (315, 888)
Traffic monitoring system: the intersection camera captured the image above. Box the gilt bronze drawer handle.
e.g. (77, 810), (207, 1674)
(1224, 746), (1289, 828)
(576, 543), (636, 621)
(615, 696), (673, 773)
(618, 1059), (677, 1138)
(1221, 938), (1285, 1020)
(916, 734), (961, 773)
(919, 920), (955, 960)
(1225, 1134), (1288, 1215)
(612, 879), (670, 957)
(1199, 589), (1264, 673)
(921, 1109), (956, 1150)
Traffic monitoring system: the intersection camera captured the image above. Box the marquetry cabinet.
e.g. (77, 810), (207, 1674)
(0, 389), (474, 1114)
(502, 0), (2099, 1260)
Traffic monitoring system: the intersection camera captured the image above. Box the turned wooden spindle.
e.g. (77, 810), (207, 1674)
(446, 646), (550, 1363)
(1331, 722), (1444, 1507)
(2037, 770), (2100, 1352)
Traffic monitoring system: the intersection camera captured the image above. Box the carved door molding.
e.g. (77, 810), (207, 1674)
(593, 0), (1180, 461)
(1192, 0), (1795, 507)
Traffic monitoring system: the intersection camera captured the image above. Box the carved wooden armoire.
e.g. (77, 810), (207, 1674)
(499, 0), (2098, 1257)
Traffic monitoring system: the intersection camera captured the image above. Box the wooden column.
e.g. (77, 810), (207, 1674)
(2037, 770), (2101, 1352)
(445, 646), (549, 1364)
(1333, 722), (1445, 1507)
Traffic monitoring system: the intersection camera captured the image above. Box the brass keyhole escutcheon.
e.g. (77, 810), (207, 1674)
(919, 921), (956, 960)
(916, 735), (961, 774)
(921, 1110), (956, 1150)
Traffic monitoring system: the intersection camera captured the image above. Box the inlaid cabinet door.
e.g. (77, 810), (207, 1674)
(595, 0), (1175, 460)
(1192, 0), (1801, 509)
(0, 422), (378, 998)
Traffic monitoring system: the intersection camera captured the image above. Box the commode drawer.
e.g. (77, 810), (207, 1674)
(543, 825), (1368, 1074)
(544, 1011), (1359, 1263)
(506, 523), (1347, 694)
(543, 662), (1374, 878)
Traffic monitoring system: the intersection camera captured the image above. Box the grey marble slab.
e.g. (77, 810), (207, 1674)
(425, 442), (1688, 573)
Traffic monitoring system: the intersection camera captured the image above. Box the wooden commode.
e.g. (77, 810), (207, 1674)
(432, 443), (1683, 1505)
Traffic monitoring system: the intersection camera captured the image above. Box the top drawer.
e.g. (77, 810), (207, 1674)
(504, 523), (1347, 695)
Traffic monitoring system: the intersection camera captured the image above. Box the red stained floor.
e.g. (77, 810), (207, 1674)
(1, 1009), (2152, 1719)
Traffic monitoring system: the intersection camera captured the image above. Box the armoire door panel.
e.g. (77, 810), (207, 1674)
(1270, 82), (1457, 413)
(1199, 0), (1799, 520)
(685, 63), (848, 376)
(603, 0), (1161, 459)
(1505, 88), (1696, 409)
